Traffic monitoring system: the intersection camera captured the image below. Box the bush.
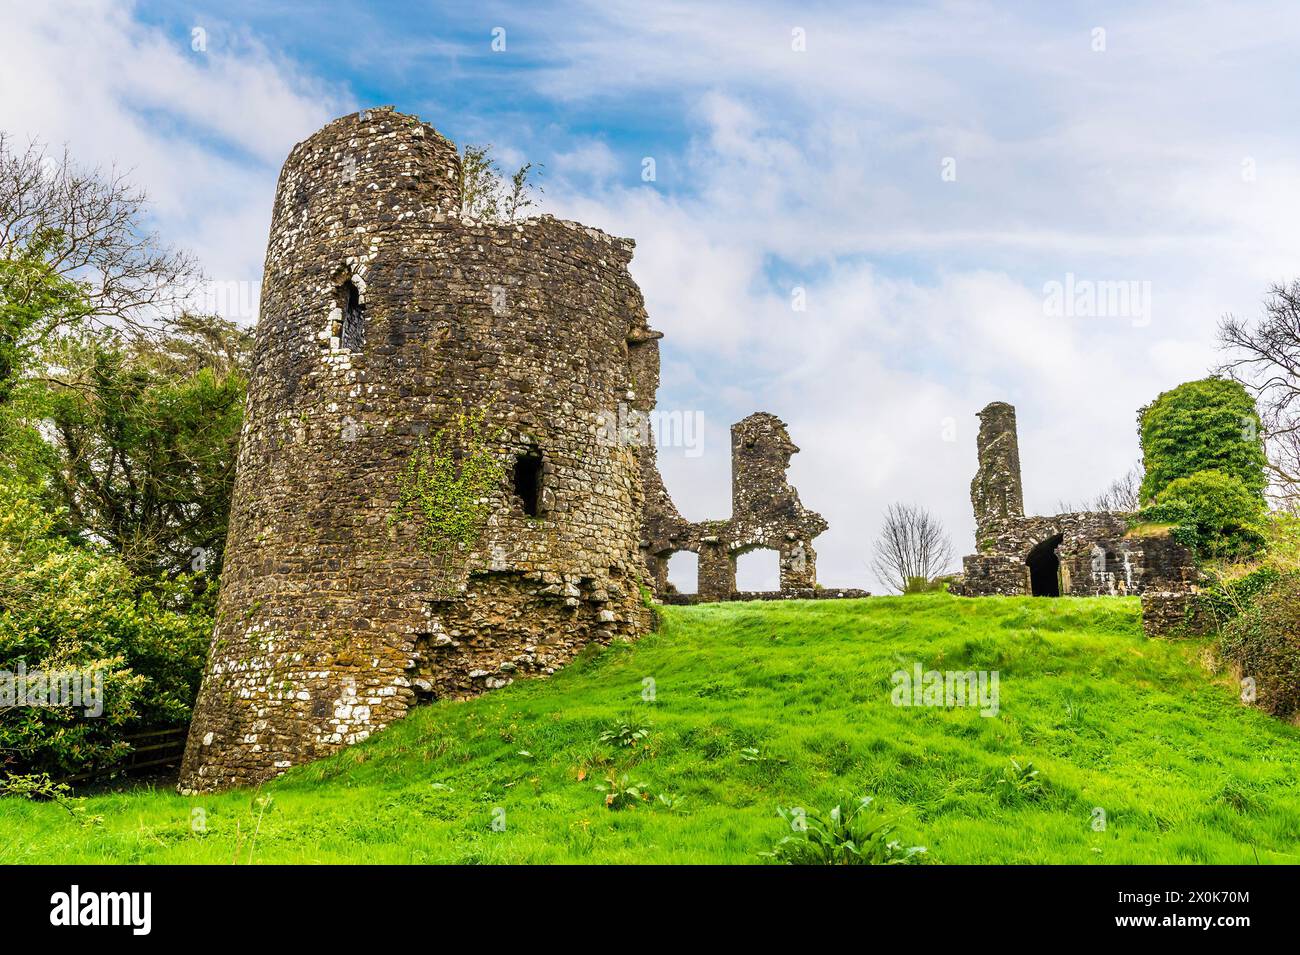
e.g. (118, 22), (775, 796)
(761, 796), (927, 865)
(1142, 469), (1267, 560)
(1219, 573), (1300, 718)
(0, 484), (211, 781)
(1138, 378), (1268, 504)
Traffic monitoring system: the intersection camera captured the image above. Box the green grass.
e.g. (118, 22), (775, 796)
(4, 593), (1300, 864)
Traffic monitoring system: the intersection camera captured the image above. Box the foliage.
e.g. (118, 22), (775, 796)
(390, 406), (507, 568)
(995, 758), (1045, 805)
(1219, 573), (1300, 718)
(0, 482), (212, 780)
(1197, 565), (1283, 626)
(761, 796), (926, 865)
(38, 317), (250, 584)
(595, 772), (651, 810)
(456, 144), (543, 222)
(0, 237), (87, 404)
(598, 716), (651, 750)
(0, 133), (198, 337)
(1137, 377), (1268, 504)
(1139, 470), (1267, 560)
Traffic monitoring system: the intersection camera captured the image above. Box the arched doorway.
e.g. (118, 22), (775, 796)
(1026, 534), (1063, 597)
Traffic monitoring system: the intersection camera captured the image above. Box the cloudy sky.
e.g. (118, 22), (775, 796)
(6, 1), (1298, 591)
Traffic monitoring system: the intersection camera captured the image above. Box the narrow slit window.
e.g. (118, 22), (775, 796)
(513, 450), (543, 517)
(339, 279), (365, 350)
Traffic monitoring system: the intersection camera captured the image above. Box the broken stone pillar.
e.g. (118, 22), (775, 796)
(697, 541), (735, 601)
(971, 401), (1025, 535)
(779, 539), (817, 590)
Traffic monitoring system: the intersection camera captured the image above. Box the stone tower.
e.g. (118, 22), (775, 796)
(180, 108), (658, 792)
(970, 401), (1025, 535)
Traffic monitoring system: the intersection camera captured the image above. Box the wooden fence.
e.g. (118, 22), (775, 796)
(59, 726), (189, 785)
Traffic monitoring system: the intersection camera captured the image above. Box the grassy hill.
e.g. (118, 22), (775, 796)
(3, 594), (1299, 864)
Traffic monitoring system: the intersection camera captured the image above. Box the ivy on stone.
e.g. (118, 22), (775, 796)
(390, 406), (506, 560)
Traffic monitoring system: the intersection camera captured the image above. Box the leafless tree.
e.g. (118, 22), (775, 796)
(1055, 462), (1144, 513)
(1219, 280), (1300, 508)
(870, 503), (955, 594)
(1092, 462), (1143, 511)
(0, 133), (199, 339)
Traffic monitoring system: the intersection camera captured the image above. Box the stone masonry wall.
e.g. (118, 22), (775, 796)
(180, 108), (658, 792)
(642, 413), (836, 601)
(954, 400), (1198, 601)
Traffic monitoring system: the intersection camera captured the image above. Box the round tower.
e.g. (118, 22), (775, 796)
(181, 109), (658, 792)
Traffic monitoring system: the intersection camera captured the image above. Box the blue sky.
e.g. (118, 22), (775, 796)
(6, 1), (1299, 590)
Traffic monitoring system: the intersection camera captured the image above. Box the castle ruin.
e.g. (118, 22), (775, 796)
(180, 108), (834, 792)
(953, 401), (1197, 604)
(642, 412), (864, 602)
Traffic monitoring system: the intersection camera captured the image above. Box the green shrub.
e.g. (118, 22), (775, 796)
(1138, 378), (1268, 504)
(1197, 565), (1283, 625)
(598, 716), (652, 750)
(595, 773), (651, 810)
(0, 484), (211, 781)
(1143, 470), (1267, 560)
(1219, 573), (1300, 718)
(761, 796), (926, 865)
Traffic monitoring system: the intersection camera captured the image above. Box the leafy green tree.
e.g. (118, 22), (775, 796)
(0, 237), (86, 405)
(1138, 378), (1268, 503)
(1136, 378), (1269, 560)
(40, 316), (251, 584)
(1149, 470), (1267, 559)
(0, 482), (211, 780)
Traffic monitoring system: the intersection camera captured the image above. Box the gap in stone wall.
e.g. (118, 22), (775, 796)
(666, 551), (699, 594)
(735, 548), (781, 592)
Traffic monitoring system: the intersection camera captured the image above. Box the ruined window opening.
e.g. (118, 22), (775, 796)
(1026, 534), (1063, 597)
(339, 279), (365, 350)
(734, 547), (780, 592)
(666, 551), (698, 595)
(513, 449), (543, 517)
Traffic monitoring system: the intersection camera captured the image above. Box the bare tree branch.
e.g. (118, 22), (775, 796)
(870, 503), (955, 594)
(0, 132), (201, 341)
(1218, 280), (1300, 506)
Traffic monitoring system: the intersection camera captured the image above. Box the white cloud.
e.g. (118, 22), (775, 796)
(0, 1), (351, 317)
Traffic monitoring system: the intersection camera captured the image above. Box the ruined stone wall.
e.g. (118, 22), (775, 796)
(971, 401), (1024, 535)
(181, 108), (656, 792)
(954, 400), (1197, 600)
(641, 413), (834, 601)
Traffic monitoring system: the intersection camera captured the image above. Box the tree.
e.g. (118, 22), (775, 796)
(0, 480), (211, 780)
(0, 134), (199, 339)
(1137, 378), (1267, 504)
(1136, 378), (1268, 560)
(456, 144), (543, 222)
(1219, 280), (1300, 507)
(870, 503), (955, 594)
(1091, 462), (1143, 512)
(1056, 462), (1144, 514)
(40, 315), (251, 584)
